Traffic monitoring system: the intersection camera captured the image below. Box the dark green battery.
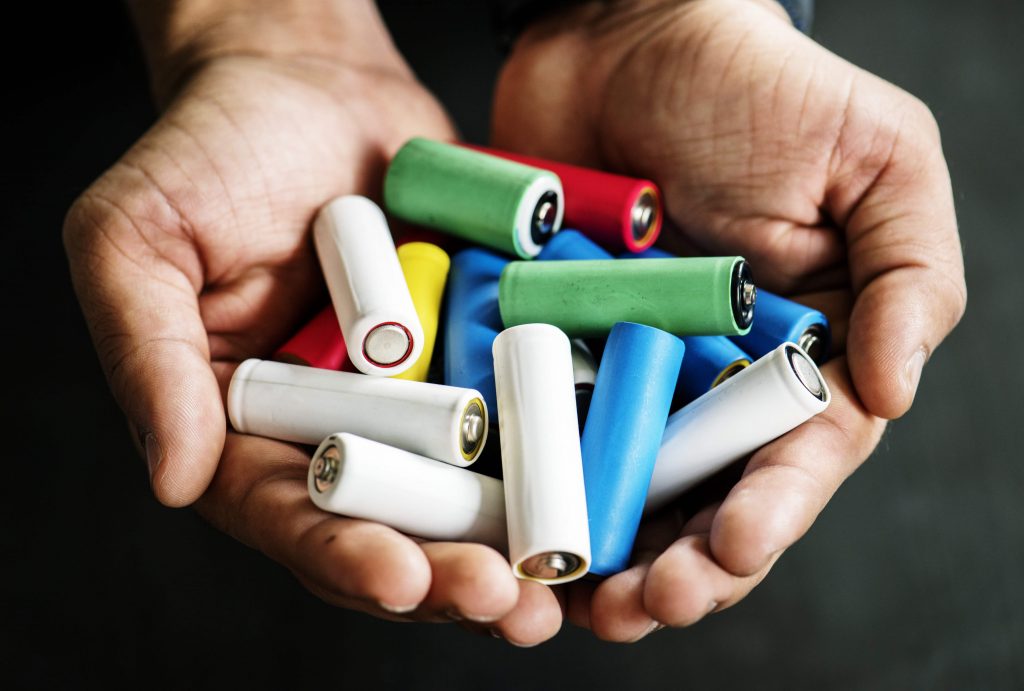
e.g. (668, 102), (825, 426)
(498, 257), (756, 337)
(384, 138), (564, 259)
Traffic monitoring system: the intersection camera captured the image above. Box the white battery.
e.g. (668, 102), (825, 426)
(570, 339), (597, 391)
(645, 343), (831, 512)
(228, 359), (488, 466)
(313, 195), (424, 376)
(308, 434), (507, 549)
(493, 324), (590, 584)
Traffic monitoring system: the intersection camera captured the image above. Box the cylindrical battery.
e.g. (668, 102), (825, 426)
(499, 257), (756, 338)
(384, 138), (564, 259)
(676, 336), (751, 404)
(731, 290), (831, 365)
(493, 324), (590, 584)
(645, 343), (831, 512)
(443, 248), (509, 422)
(228, 359), (488, 467)
(309, 433), (507, 550)
(581, 323), (684, 576)
(570, 339), (598, 432)
(393, 242), (450, 383)
(467, 145), (662, 254)
(274, 305), (349, 370)
(313, 195), (424, 376)
(538, 229), (612, 262)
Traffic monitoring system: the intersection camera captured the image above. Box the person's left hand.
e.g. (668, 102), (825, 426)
(489, 0), (965, 642)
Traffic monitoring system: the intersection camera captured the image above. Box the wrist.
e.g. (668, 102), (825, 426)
(127, 0), (410, 107)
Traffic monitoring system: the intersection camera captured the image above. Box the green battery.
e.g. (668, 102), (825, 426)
(499, 257), (756, 337)
(384, 138), (564, 259)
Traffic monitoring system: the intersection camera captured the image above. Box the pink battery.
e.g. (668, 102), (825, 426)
(274, 306), (349, 370)
(466, 145), (662, 254)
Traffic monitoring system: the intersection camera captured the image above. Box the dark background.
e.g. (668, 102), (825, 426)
(3, 1), (1022, 688)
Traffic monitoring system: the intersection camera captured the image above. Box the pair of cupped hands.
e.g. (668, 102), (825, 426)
(64, 0), (964, 645)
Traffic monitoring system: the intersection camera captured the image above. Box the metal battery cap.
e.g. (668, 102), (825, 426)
(630, 189), (659, 244)
(312, 444), (341, 493)
(798, 325), (827, 364)
(530, 191), (559, 246)
(521, 552), (581, 580)
(364, 323), (413, 367)
(787, 344), (826, 401)
(460, 398), (486, 460)
(731, 260), (756, 330)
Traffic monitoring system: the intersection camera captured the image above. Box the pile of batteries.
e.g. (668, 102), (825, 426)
(227, 138), (832, 584)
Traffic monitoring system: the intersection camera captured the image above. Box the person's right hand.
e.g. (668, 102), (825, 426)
(64, 7), (560, 643)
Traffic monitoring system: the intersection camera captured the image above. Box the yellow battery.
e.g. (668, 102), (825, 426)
(394, 242), (451, 382)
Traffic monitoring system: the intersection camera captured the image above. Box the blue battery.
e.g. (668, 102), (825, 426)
(731, 290), (831, 364)
(538, 229), (613, 261)
(444, 248), (509, 421)
(628, 246), (673, 260)
(677, 336), (751, 405)
(581, 322), (684, 576)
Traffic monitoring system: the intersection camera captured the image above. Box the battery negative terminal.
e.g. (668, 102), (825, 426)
(787, 345), (826, 401)
(460, 399), (486, 460)
(630, 190), (659, 243)
(531, 191), (559, 246)
(364, 323), (413, 367)
(522, 552), (581, 580)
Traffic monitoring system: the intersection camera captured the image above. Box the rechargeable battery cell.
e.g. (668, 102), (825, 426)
(384, 138), (564, 259)
(313, 196), (424, 376)
(537, 229), (614, 262)
(570, 339), (598, 431)
(228, 359), (488, 467)
(467, 145), (662, 254)
(499, 257), (756, 338)
(732, 290), (831, 365)
(444, 248), (509, 422)
(677, 336), (751, 405)
(309, 434), (507, 550)
(393, 242), (450, 383)
(645, 343), (831, 512)
(493, 324), (590, 584)
(582, 323), (684, 576)
(274, 305), (349, 370)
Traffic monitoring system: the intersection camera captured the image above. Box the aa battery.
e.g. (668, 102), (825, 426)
(676, 336), (751, 404)
(581, 323), (684, 576)
(384, 138), (564, 259)
(538, 229), (612, 261)
(393, 242), (450, 382)
(493, 324), (590, 584)
(645, 343), (831, 512)
(732, 290), (831, 365)
(570, 339), (598, 431)
(313, 195), (424, 376)
(228, 359), (488, 467)
(443, 248), (509, 422)
(309, 434), (507, 549)
(468, 145), (662, 254)
(274, 305), (349, 370)
(499, 257), (756, 338)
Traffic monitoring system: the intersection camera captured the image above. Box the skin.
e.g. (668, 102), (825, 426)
(64, 0), (965, 646)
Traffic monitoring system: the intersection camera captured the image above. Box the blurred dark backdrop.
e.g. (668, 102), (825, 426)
(3, 1), (1021, 688)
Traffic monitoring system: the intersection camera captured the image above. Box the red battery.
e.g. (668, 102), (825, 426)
(466, 145), (662, 253)
(274, 305), (349, 370)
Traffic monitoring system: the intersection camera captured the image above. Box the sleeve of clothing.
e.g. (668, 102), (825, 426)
(491, 0), (814, 49)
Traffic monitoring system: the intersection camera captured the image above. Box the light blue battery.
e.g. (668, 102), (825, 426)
(444, 248), (509, 421)
(677, 336), (751, 405)
(581, 322), (684, 576)
(731, 290), (831, 364)
(538, 229), (612, 261)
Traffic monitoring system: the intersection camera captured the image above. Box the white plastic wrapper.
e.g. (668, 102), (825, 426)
(493, 324), (590, 584)
(645, 343), (831, 511)
(308, 434), (506, 549)
(228, 359), (488, 467)
(313, 195), (424, 376)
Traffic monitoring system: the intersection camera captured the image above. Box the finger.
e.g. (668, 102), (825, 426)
(708, 359), (886, 577)
(195, 434), (433, 614)
(64, 170), (223, 507)
(565, 580), (596, 630)
(589, 565), (661, 642)
(488, 581), (563, 647)
(414, 543), (520, 624)
(829, 94), (966, 418)
(644, 533), (778, 627)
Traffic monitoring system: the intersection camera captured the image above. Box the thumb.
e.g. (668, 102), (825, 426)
(64, 167), (224, 507)
(833, 100), (966, 419)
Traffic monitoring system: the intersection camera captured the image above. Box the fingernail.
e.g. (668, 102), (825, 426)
(464, 612), (501, 624)
(488, 627), (504, 640)
(445, 608), (464, 622)
(904, 348), (928, 395)
(144, 433), (162, 480)
(628, 620), (664, 643)
(707, 600), (720, 614)
(378, 601), (418, 614)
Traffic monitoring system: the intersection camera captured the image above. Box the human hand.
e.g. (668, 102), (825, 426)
(491, 0), (966, 640)
(64, 1), (555, 640)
